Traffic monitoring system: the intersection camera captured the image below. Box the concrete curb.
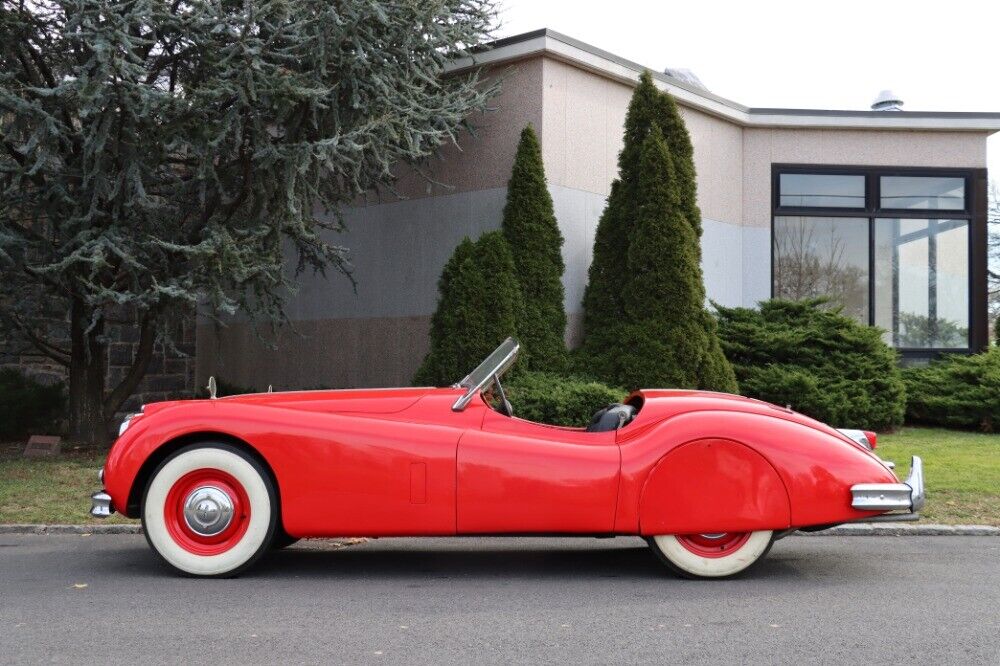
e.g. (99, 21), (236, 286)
(0, 523), (142, 535)
(792, 523), (1000, 536)
(1, 523), (998, 536)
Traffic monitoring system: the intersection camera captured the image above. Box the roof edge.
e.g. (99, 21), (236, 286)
(451, 28), (1000, 132)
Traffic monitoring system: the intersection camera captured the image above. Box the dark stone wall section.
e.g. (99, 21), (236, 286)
(0, 311), (198, 419)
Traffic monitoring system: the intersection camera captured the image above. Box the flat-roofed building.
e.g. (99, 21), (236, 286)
(198, 29), (1000, 390)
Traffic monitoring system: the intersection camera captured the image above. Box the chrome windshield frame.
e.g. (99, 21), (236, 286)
(451, 337), (520, 412)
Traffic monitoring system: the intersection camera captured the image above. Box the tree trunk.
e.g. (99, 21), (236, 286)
(67, 299), (109, 446)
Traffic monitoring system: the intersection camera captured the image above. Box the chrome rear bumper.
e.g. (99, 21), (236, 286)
(851, 455), (925, 514)
(90, 491), (113, 518)
(90, 467), (114, 518)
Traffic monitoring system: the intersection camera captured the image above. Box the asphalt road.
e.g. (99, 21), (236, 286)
(1, 534), (998, 665)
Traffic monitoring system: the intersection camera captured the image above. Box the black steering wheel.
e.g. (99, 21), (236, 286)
(493, 374), (514, 417)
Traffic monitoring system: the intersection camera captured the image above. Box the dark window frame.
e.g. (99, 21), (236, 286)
(771, 164), (988, 357)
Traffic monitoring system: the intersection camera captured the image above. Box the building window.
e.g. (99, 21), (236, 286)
(773, 216), (869, 323)
(874, 218), (969, 348)
(879, 176), (965, 211)
(779, 173), (866, 208)
(773, 166), (985, 354)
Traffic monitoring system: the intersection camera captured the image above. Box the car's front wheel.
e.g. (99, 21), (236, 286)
(142, 443), (277, 577)
(647, 530), (774, 579)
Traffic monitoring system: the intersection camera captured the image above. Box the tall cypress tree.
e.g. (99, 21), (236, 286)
(414, 232), (525, 386)
(501, 126), (567, 371)
(580, 74), (662, 350)
(577, 72), (736, 392)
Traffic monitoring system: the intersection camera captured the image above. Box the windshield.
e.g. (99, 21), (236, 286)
(451, 337), (519, 411)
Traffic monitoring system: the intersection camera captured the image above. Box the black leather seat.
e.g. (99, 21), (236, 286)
(586, 403), (637, 433)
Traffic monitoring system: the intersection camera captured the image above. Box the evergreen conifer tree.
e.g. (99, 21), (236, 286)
(0, 0), (499, 443)
(577, 72), (736, 391)
(501, 126), (567, 370)
(414, 232), (525, 386)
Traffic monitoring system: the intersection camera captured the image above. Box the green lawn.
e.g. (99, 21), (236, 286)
(0, 427), (998, 525)
(0, 444), (135, 525)
(877, 428), (1000, 526)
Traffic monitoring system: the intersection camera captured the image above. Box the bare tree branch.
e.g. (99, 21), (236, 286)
(1, 312), (71, 365)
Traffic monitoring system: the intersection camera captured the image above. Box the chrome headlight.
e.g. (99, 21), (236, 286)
(118, 407), (144, 437)
(118, 414), (136, 437)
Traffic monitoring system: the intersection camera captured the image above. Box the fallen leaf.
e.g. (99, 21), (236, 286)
(72, 583), (88, 589)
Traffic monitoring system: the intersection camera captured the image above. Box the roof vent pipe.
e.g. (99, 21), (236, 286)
(871, 90), (904, 111)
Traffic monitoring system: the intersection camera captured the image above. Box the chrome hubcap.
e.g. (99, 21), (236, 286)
(183, 486), (234, 536)
(700, 533), (727, 539)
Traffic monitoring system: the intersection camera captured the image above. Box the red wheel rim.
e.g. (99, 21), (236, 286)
(675, 532), (752, 558)
(163, 468), (251, 555)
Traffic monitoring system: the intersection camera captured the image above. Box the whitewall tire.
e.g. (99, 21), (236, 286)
(141, 443), (277, 577)
(648, 531), (774, 579)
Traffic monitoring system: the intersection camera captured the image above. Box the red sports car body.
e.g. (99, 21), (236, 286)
(91, 338), (923, 578)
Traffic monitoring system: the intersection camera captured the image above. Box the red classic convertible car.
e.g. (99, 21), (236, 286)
(91, 337), (923, 578)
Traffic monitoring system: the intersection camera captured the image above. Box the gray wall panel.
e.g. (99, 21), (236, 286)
(701, 217), (744, 308)
(280, 188), (507, 322)
(741, 225), (771, 307)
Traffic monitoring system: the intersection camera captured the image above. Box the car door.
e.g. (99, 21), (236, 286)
(456, 408), (621, 533)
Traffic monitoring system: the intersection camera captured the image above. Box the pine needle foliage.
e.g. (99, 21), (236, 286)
(414, 232), (524, 386)
(501, 125), (567, 371)
(715, 299), (906, 431)
(0, 0), (499, 442)
(505, 371), (625, 427)
(902, 349), (1000, 431)
(577, 72), (735, 391)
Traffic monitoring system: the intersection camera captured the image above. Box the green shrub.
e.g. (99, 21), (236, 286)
(715, 299), (906, 431)
(0, 369), (65, 439)
(501, 125), (567, 371)
(578, 71), (735, 392)
(903, 349), (1000, 431)
(414, 231), (525, 386)
(505, 371), (626, 427)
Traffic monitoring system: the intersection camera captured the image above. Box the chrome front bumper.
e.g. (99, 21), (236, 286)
(90, 467), (114, 518)
(851, 455), (925, 514)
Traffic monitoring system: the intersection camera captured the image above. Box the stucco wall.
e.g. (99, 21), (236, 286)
(742, 128), (989, 228)
(540, 57), (744, 227)
(369, 58), (544, 204)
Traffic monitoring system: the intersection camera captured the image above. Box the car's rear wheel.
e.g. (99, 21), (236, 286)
(141, 443), (277, 577)
(648, 530), (774, 579)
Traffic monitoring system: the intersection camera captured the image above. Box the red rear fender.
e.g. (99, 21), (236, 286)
(617, 410), (898, 533)
(638, 438), (791, 534)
